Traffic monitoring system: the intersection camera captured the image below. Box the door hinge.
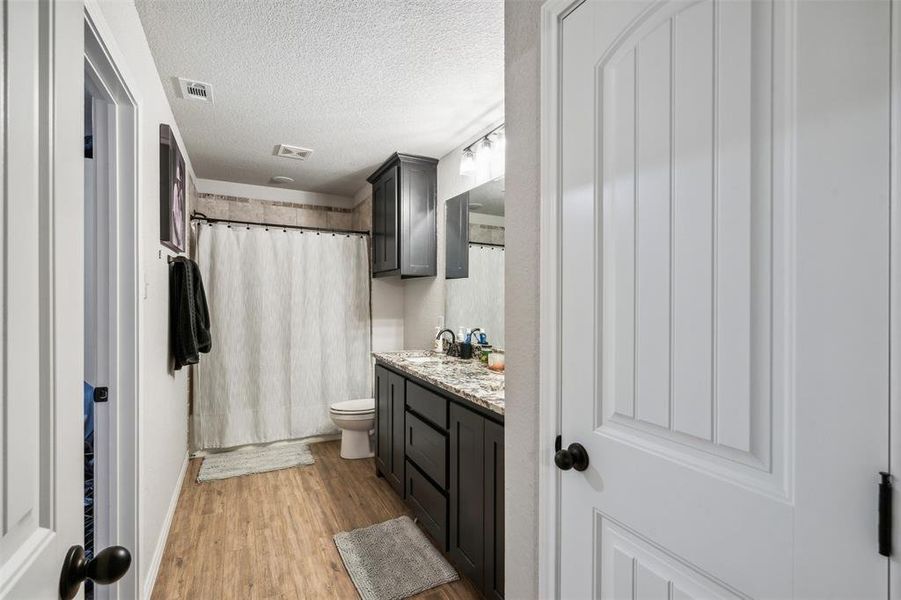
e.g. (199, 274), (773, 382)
(555, 434), (562, 453)
(879, 471), (892, 557)
(93, 386), (109, 403)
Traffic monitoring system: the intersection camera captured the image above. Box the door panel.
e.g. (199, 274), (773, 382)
(375, 366), (389, 475)
(372, 179), (386, 271)
(401, 161), (436, 276)
(0, 0), (83, 597)
(449, 403), (485, 589)
(599, 517), (742, 600)
(600, 0), (773, 485)
(560, 0), (890, 597)
(388, 372), (405, 496)
(382, 167), (399, 272)
(484, 419), (504, 600)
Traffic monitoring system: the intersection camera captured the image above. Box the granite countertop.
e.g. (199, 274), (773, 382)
(372, 351), (504, 416)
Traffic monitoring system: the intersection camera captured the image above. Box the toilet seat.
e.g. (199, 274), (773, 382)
(329, 398), (374, 415)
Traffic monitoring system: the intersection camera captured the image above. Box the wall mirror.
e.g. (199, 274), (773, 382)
(445, 176), (505, 347)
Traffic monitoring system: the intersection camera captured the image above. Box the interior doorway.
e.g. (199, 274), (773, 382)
(83, 9), (141, 599)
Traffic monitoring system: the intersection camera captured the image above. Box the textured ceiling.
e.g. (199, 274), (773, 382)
(135, 0), (504, 197)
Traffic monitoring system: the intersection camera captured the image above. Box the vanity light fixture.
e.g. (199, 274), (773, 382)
(460, 148), (475, 175)
(459, 123), (505, 178)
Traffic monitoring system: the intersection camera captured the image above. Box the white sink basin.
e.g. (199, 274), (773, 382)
(405, 356), (444, 365)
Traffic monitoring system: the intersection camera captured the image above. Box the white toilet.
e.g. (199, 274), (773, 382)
(329, 398), (375, 459)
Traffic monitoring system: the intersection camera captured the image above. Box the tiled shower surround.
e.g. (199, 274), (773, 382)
(191, 191), (498, 244)
(193, 192), (367, 232)
(469, 223), (505, 245)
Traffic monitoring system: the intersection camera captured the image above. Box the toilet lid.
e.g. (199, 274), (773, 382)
(330, 398), (374, 414)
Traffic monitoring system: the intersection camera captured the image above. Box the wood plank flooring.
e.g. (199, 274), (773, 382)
(151, 440), (479, 600)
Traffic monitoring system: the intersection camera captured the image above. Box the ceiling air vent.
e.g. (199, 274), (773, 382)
(177, 78), (213, 103)
(275, 144), (314, 161)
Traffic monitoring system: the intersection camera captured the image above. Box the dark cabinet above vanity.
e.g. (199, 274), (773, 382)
(368, 153), (438, 278)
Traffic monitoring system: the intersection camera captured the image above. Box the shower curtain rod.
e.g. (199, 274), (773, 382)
(470, 241), (505, 249)
(190, 212), (370, 237)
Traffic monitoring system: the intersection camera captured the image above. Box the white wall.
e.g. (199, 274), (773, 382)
(353, 184), (406, 352)
(504, 1), (542, 598)
(402, 122), (506, 349)
(90, 2), (194, 596)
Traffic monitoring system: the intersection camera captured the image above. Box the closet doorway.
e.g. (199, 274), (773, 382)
(83, 10), (140, 600)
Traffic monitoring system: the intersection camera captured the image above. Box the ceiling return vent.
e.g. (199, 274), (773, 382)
(275, 144), (314, 161)
(177, 77), (213, 103)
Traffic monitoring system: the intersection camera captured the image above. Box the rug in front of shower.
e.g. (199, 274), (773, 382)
(196, 441), (314, 482)
(334, 515), (459, 600)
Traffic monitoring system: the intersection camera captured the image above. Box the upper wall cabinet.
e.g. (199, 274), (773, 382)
(368, 153), (438, 278)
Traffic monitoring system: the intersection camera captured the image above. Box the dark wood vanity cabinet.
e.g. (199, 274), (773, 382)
(374, 365), (405, 497)
(374, 363), (504, 599)
(445, 191), (469, 279)
(368, 153), (439, 278)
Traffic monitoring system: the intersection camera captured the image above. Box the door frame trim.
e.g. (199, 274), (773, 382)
(891, 0), (900, 589)
(538, 1), (584, 598)
(83, 4), (141, 599)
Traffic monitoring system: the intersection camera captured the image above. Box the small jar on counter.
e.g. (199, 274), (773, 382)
(478, 344), (493, 364)
(488, 349), (505, 372)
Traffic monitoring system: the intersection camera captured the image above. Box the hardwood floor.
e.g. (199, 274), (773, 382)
(151, 440), (480, 600)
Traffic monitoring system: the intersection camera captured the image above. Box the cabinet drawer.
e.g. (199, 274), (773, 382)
(405, 412), (447, 488)
(406, 461), (447, 549)
(406, 381), (448, 429)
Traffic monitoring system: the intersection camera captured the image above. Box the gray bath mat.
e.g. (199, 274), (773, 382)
(197, 442), (314, 482)
(334, 516), (459, 600)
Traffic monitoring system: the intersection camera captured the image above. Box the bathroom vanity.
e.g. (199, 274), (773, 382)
(372, 351), (504, 600)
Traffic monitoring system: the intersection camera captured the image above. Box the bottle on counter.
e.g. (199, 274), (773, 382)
(488, 349), (505, 372)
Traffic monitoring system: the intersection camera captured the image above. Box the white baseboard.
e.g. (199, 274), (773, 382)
(142, 453), (189, 600)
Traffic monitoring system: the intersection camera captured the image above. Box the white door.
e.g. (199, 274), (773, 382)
(0, 0), (85, 598)
(558, 0), (891, 597)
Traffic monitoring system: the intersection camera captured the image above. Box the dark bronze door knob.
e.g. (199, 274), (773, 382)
(59, 545), (131, 600)
(555, 442), (589, 472)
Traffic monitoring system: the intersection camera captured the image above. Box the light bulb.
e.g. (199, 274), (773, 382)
(490, 130), (505, 176)
(460, 148), (475, 175)
(475, 137), (493, 181)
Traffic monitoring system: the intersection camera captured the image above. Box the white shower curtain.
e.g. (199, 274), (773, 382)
(445, 244), (505, 347)
(192, 223), (371, 450)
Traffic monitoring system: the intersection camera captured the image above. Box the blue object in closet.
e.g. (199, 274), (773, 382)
(84, 382), (94, 440)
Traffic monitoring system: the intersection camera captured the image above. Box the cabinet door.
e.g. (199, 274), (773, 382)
(372, 179), (385, 272)
(484, 420), (504, 599)
(374, 365), (390, 476)
(400, 160), (437, 276)
(387, 371), (406, 496)
(382, 167), (399, 272)
(372, 167), (399, 273)
(445, 191), (469, 279)
(449, 403), (485, 588)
